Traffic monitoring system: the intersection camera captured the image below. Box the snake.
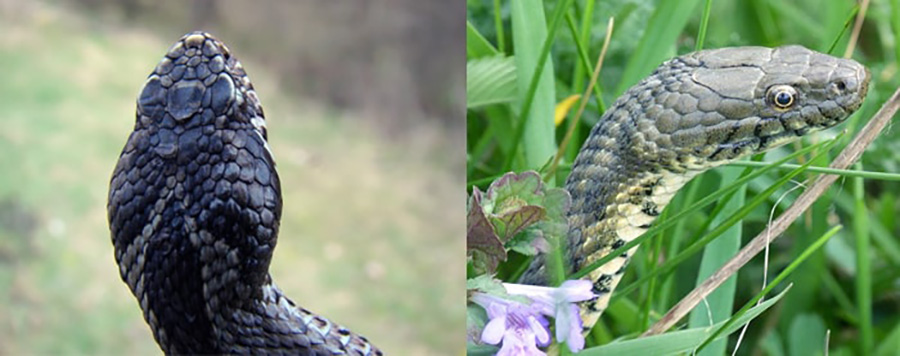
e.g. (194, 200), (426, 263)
(107, 32), (381, 355)
(520, 45), (869, 335)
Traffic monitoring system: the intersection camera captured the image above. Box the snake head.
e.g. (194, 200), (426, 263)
(630, 45), (870, 169)
(135, 32), (272, 158)
(110, 31), (283, 315)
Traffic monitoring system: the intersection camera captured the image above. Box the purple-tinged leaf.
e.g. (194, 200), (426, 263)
(493, 204), (546, 241)
(467, 188), (506, 273)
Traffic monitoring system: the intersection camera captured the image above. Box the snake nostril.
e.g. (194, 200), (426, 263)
(827, 79), (849, 96)
(836, 80), (847, 91)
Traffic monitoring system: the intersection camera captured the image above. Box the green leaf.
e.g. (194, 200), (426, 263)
(788, 314), (826, 356)
(467, 56), (517, 109)
(507, 228), (550, 256)
(466, 20), (499, 59)
(541, 186), (571, 223)
(466, 274), (506, 295)
(466, 343), (499, 356)
(486, 171), (544, 208)
(875, 319), (900, 356)
(509, 0), (558, 169)
(580, 286), (790, 355)
(485, 171), (571, 257)
(466, 304), (491, 349)
(688, 167), (743, 356)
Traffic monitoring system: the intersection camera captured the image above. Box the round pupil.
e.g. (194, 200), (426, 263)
(775, 91), (792, 106)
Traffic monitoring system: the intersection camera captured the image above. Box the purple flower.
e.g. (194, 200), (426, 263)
(471, 293), (551, 356)
(504, 280), (596, 352)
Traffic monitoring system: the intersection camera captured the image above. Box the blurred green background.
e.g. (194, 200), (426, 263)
(0, 0), (464, 354)
(467, 0), (900, 354)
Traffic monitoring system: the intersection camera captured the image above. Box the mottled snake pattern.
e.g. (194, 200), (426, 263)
(108, 32), (381, 355)
(522, 46), (869, 334)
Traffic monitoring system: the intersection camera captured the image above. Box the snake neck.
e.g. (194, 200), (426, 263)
(516, 112), (699, 330)
(564, 115), (701, 329)
(222, 277), (380, 355)
(110, 125), (380, 355)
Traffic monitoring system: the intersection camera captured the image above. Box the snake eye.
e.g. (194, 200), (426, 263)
(767, 85), (797, 109)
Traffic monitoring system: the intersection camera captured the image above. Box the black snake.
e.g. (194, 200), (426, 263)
(108, 32), (381, 355)
(521, 45), (869, 334)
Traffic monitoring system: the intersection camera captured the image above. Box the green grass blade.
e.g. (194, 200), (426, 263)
(580, 287), (791, 356)
(788, 314), (827, 356)
(493, 0), (505, 53)
(875, 319), (900, 356)
(564, 11), (606, 114)
(658, 178), (704, 308)
(614, 0), (703, 96)
(571, 0), (596, 93)
(466, 343), (499, 355)
(892, 0), (900, 65)
(466, 56), (517, 109)
(854, 162), (874, 354)
(687, 167), (743, 356)
(695, 0), (713, 51)
(466, 21), (499, 58)
(825, 6), (859, 55)
(726, 160), (900, 181)
(763, 0), (821, 42)
(834, 185), (900, 268)
(820, 271), (859, 322)
(697, 225), (843, 352)
(504, 0), (574, 170)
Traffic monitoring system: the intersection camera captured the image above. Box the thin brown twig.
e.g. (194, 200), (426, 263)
(644, 86), (900, 336)
(843, 0), (869, 59)
(546, 17), (614, 179)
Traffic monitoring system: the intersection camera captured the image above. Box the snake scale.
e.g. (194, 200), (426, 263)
(522, 45), (869, 334)
(108, 32), (381, 355)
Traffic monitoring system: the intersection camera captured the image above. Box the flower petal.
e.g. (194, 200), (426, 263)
(501, 327), (547, 356)
(556, 280), (596, 302)
(528, 315), (551, 346)
(556, 304), (586, 352)
(472, 292), (509, 319)
(486, 301), (508, 320)
(481, 316), (507, 345)
(504, 283), (553, 302)
(566, 328), (585, 352)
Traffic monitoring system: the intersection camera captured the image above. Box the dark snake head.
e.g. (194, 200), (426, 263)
(136, 32), (270, 145)
(112, 30), (282, 286)
(108, 32), (283, 352)
(630, 45), (870, 169)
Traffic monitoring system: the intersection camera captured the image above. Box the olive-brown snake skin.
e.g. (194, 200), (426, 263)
(108, 32), (381, 355)
(521, 45), (869, 334)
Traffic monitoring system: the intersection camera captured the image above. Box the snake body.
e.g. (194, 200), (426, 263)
(108, 32), (381, 355)
(523, 46), (869, 333)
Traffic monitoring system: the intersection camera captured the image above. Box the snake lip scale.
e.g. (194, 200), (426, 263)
(521, 45), (869, 334)
(108, 32), (381, 355)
